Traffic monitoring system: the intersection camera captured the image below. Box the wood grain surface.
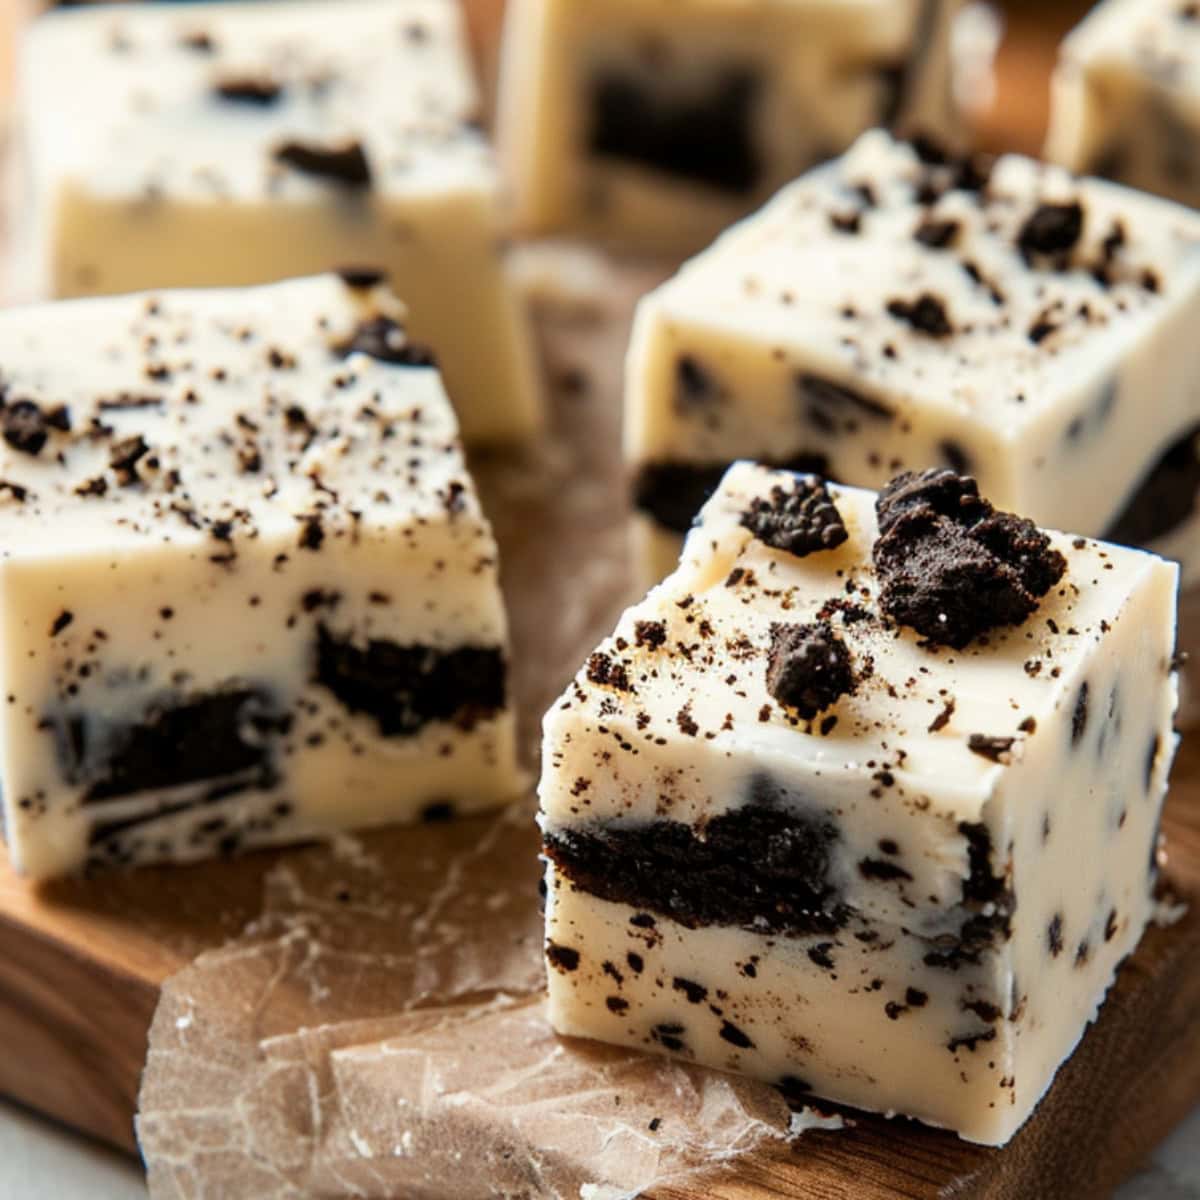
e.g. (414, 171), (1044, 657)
(2, 2), (1197, 1197)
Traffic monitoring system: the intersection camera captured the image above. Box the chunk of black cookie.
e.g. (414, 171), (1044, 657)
(273, 139), (372, 187)
(214, 76), (282, 105)
(886, 292), (954, 338)
(333, 316), (437, 366)
(2, 398), (68, 457)
(1017, 202), (1084, 261)
(740, 477), (848, 558)
(335, 265), (386, 289)
(766, 622), (855, 719)
(873, 469), (1067, 649)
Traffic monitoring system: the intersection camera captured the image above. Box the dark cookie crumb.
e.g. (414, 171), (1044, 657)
(885, 292), (954, 338)
(273, 139), (372, 187)
(967, 734), (1016, 763)
(740, 478), (848, 558)
(214, 76), (281, 105)
(672, 977), (708, 1004)
(336, 265), (386, 289)
(634, 620), (667, 650)
(766, 622), (855, 719)
(873, 469), (1067, 648)
(947, 1028), (996, 1054)
(928, 697), (956, 733)
(109, 434), (150, 485)
(1071, 682), (1089, 746)
(334, 316), (436, 366)
(545, 941), (580, 972)
(587, 651), (633, 693)
(1047, 913), (1064, 957)
(3, 399), (60, 457)
(718, 1020), (754, 1049)
(914, 217), (960, 249)
(1017, 202), (1084, 261)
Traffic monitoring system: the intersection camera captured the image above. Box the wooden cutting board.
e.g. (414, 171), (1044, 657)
(4, 2), (1197, 1197)
(1, 750), (1197, 1200)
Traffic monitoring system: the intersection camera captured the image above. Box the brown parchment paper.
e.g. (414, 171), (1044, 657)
(137, 248), (845, 1199)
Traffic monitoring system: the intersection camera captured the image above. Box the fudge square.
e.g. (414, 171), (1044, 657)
(14, 0), (541, 444)
(626, 130), (1200, 582)
(1046, 0), (1200, 212)
(0, 274), (521, 880)
(541, 463), (1178, 1145)
(498, 0), (965, 253)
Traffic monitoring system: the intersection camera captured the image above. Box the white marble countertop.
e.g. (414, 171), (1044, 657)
(2, 1095), (1195, 1199)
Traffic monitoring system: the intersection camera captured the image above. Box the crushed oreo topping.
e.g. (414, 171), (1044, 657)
(273, 139), (372, 187)
(214, 77), (282, 105)
(967, 734), (1016, 763)
(3, 398), (67, 457)
(109, 434), (151, 485)
(914, 216), (960, 249)
(740, 478), (847, 558)
(873, 469), (1067, 648)
(335, 265), (386, 289)
(334, 317), (436, 366)
(765, 622), (855, 719)
(1017, 202), (1084, 261)
(886, 292), (954, 338)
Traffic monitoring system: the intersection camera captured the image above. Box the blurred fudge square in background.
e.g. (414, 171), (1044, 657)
(10, 0), (541, 444)
(498, 0), (968, 254)
(1046, 0), (1200, 211)
(625, 132), (1200, 585)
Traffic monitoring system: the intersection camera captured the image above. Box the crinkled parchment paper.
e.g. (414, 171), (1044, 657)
(137, 250), (840, 1199)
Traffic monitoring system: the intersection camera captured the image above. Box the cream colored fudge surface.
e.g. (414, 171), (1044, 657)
(498, 0), (964, 253)
(0, 274), (521, 880)
(1046, 0), (1200, 211)
(541, 462), (1178, 1145)
(626, 130), (1200, 584)
(13, 0), (541, 443)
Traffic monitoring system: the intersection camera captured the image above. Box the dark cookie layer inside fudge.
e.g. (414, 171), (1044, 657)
(315, 624), (506, 737)
(587, 63), (762, 194)
(86, 789), (294, 871)
(1103, 422), (1200, 547)
(545, 786), (849, 936)
(634, 454), (831, 534)
(47, 686), (290, 804)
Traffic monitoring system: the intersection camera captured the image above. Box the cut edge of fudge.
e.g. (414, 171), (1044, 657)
(0, 273), (523, 879)
(539, 461), (1179, 1144)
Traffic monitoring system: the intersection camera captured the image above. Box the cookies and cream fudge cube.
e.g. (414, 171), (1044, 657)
(540, 463), (1178, 1146)
(0, 274), (521, 880)
(498, 0), (965, 253)
(12, 0), (541, 444)
(626, 130), (1200, 584)
(1046, 0), (1200, 211)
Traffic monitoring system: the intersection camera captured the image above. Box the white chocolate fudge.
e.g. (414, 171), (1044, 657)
(12, 0), (541, 444)
(498, 0), (965, 253)
(626, 131), (1200, 583)
(0, 274), (521, 880)
(1046, 0), (1200, 211)
(541, 462), (1179, 1145)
